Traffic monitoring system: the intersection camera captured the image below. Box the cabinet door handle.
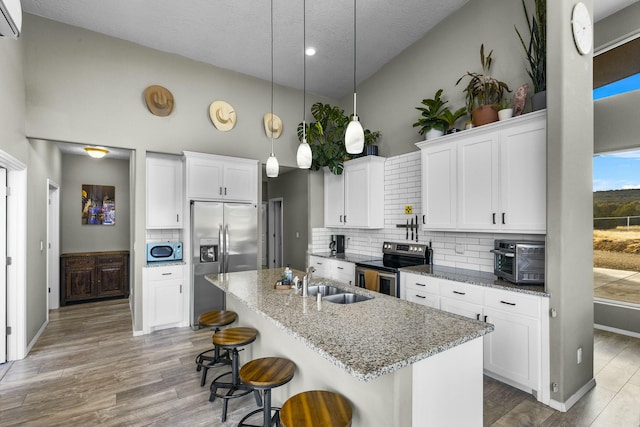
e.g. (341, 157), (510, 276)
(422, 214), (425, 224)
(176, 214), (179, 223)
(162, 273), (172, 276)
(416, 295), (426, 299)
(492, 213), (496, 224)
(337, 266), (344, 270)
(416, 283), (426, 287)
(219, 187), (223, 195)
(476, 313), (480, 320)
(344, 215), (347, 223)
(453, 290), (466, 295)
(316, 262), (323, 265)
(180, 285), (182, 293)
(339, 215), (343, 223)
(502, 212), (506, 224)
(484, 315), (488, 322)
(224, 187), (227, 195)
(500, 300), (516, 306)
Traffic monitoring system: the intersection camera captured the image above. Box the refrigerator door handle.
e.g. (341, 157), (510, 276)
(219, 225), (225, 273)
(224, 224), (230, 273)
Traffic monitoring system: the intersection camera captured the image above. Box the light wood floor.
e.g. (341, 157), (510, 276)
(1, 299), (639, 427)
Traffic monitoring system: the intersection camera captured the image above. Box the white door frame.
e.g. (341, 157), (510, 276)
(268, 197), (283, 269)
(47, 179), (60, 312)
(0, 149), (27, 361)
(0, 167), (6, 364)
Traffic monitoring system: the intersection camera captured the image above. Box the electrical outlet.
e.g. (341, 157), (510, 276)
(404, 205), (413, 214)
(577, 347), (583, 364)
(455, 244), (465, 254)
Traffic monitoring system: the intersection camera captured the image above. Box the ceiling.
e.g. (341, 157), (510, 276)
(21, 0), (638, 100)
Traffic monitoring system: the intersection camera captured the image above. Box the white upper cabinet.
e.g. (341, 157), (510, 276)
(146, 153), (183, 229)
(323, 156), (385, 229)
(417, 110), (546, 233)
(184, 151), (258, 203)
(420, 141), (457, 229)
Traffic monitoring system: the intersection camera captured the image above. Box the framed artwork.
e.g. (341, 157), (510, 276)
(82, 184), (115, 225)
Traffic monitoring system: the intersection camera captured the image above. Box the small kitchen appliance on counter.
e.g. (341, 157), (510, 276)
(330, 234), (345, 255)
(491, 239), (545, 285)
(355, 242), (431, 297)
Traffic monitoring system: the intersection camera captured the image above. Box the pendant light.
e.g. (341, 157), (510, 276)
(266, 0), (279, 178)
(296, 0), (312, 169)
(345, 0), (365, 155)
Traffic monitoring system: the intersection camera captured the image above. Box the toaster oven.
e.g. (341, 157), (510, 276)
(491, 240), (545, 285)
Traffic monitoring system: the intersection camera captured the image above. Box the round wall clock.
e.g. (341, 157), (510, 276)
(571, 2), (593, 55)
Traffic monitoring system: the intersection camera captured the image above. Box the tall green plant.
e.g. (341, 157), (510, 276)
(297, 102), (380, 174)
(412, 89), (449, 135)
(515, 0), (546, 93)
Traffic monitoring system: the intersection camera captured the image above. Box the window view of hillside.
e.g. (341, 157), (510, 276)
(593, 151), (640, 305)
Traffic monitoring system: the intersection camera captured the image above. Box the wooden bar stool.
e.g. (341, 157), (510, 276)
(280, 390), (352, 427)
(195, 310), (237, 387)
(238, 357), (296, 427)
(209, 327), (262, 422)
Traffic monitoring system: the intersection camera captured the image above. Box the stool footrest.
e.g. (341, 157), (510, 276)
(238, 406), (281, 427)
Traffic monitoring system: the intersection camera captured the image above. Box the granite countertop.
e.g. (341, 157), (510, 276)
(310, 252), (380, 264)
(206, 269), (492, 382)
(400, 264), (549, 297)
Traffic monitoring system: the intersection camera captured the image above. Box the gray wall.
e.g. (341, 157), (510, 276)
(60, 154), (130, 253)
(25, 140), (62, 343)
(353, 0), (533, 157)
(594, 1), (640, 51)
(267, 168), (309, 271)
(0, 37), (28, 162)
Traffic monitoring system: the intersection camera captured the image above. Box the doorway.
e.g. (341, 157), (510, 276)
(268, 198), (283, 269)
(47, 180), (60, 312)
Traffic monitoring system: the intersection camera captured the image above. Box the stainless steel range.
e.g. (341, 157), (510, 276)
(355, 242), (431, 297)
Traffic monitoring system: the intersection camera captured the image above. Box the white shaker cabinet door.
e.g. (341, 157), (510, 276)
(421, 142), (457, 229)
(146, 154), (183, 229)
(324, 171), (345, 227)
(223, 158), (258, 203)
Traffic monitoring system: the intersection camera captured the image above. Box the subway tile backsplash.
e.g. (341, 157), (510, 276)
(311, 151), (543, 273)
(146, 229), (182, 243)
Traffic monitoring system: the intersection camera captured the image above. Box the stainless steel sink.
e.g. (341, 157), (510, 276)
(306, 284), (345, 297)
(323, 293), (373, 304)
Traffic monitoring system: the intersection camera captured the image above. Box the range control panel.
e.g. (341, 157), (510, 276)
(383, 242), (428, 257)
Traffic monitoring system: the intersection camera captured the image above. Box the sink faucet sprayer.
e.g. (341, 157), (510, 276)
(302, 266), (315, 297)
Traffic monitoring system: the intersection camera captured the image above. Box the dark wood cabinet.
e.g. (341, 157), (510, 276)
(61, 251), (129, 305)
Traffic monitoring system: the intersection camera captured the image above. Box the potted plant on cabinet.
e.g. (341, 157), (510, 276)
(439, 106), (467, 134)
(297, 102), (380, 174)
(515, 0), (546, 110)
(456, 44), (511, 126)
(412, 89), (449, 140)
(495, 99), (513, 120)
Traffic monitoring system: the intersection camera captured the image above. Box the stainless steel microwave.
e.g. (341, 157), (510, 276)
(146, 242), (183, 262)
(491, 240), (545, 285)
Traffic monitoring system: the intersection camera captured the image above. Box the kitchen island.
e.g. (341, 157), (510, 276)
(206, 269), (493, 427)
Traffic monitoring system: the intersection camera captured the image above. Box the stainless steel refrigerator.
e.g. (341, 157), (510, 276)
(191, 201), (257, 327)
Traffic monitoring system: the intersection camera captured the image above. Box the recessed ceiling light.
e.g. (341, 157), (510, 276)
(305, 47), (316, 56)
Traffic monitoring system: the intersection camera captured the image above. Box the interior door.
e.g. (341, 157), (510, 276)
(47, 181), (60, 311)
(1, 167), (7, 363)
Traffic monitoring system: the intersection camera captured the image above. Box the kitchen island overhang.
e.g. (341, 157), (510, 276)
(206, 269), (493, 427)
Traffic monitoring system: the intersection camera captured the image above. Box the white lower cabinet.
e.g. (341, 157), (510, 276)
(143, 264), (186, 334)
(309, 255), (355, 285)
(400, 272), (548, 399)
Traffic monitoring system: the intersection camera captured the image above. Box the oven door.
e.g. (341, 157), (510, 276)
(355, 266), (398, 298)
(491, 249), (515, 282)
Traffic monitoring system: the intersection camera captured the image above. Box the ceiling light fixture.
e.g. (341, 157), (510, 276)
(344, 0), (365, 155)
(265, 0), (279, 178)
(84, 146), (109, 158)
(296, 0), (312, 169)
(305, 47), (316, 56)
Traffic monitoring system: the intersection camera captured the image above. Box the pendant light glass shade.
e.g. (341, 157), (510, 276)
(345, 0), (365, 155)
(266, 151), (279, 177)
(296, 135), (312, 169)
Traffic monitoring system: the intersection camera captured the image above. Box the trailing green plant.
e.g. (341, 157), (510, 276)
(456, 44), (511, 114)
(296, 102), (380, 174)
(412, 89), (449, 135)
(438, 106), (467, 132)
(515, 0), (546, 93)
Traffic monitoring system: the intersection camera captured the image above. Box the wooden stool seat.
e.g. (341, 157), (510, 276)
(212, 327), (258, 348)
(195, 310), (237, 387)
(198, 310), (237, 328)
(209, 327), (262, 423)
(238, 357), (296, 427)
(280, 390), (352, 427)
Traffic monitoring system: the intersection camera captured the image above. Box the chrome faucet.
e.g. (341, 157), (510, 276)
(302, 266), (315, 297)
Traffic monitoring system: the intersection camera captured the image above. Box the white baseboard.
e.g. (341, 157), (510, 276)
(132, 329), (144, 337)
(549, 378), (596, 412)
(25, 319), (49, 356)
(594, 323), (640, 339)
